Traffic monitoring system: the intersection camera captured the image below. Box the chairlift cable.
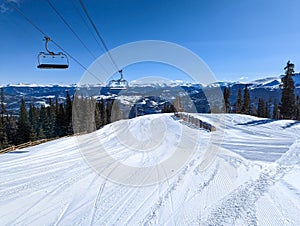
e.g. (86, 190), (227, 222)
(46, 0), (97, 60)
(78, 0), (121, 74)
(4, 0), (102, 83)
(69, 0), (104, 52)
(46, 0), (111, 77)
(78, 0), (128, 90)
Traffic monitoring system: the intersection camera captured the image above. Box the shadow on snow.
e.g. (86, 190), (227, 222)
(237, 119), (274, 126)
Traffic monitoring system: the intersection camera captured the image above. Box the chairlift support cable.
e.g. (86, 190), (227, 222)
(46, 0), (111, 77)
(69, 0), (105, 53)
(78, 0), (128, 90)
(46, 0), (98, 60)
(78, 0), (121, 74)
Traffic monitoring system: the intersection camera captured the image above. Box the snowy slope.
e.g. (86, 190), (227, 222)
(0, 114), (300, 225)
(249, 73), (300, 89)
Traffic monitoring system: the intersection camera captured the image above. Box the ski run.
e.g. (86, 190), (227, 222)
(1, 113), (300, 225)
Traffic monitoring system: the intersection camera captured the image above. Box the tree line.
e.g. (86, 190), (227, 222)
(222, 61), (300, 120)
(0, 90), (122, 150)
(162, 61), (300, 121)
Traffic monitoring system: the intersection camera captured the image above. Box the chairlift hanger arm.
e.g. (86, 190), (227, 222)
(118, 69), (123, 80)
(44, 36), (55, 55)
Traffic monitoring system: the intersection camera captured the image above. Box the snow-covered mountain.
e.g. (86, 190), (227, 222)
(208, 73), (300, 89)
(1, 113), (299, 225)
(2, 73), (300, 115)
(251, 73), (300, 89)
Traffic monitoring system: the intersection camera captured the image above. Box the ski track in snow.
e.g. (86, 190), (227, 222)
(0, 113), (300, 225)
(195, 140), (300, 225)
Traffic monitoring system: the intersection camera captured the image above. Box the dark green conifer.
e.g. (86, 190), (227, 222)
(257, 98), (265, 118)
(236, 88), (242, 113)
(280, 61), (295, 119)
(223, 87), (230, 113)
(242, 85), (251, 115)
(65, 91), (73, 135)
(16, 99), (31, 144)
(272, 102), (279, 119)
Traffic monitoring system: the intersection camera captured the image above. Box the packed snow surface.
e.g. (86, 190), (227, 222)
(0, 114), (300, 225)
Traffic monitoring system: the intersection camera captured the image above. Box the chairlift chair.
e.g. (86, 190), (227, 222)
(108, 70), (128, 90)
(37, 37), (69, 69)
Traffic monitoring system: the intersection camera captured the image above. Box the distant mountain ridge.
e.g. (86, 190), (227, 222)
(2, 72), (300, 88)
(2, 73), (300, 115)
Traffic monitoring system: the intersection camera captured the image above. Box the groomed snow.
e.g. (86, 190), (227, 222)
(0, 114), (300, 225)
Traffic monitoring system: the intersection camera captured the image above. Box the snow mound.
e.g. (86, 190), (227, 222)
(0, 114), (300, 225)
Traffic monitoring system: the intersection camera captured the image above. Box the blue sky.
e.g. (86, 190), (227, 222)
(0, 0), (300, 85)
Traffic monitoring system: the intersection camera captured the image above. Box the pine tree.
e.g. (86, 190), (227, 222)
(106, 100), (112, 124)
(39, 105), (50, 138)
(223, 87), (230, 113)
(29, 126), (37, 141)
(272, 101), (279, 119)
(29, 104), (39, 138)
(111, 100), (122, 122)
(236, 88), (242, 113)
(95, 102), (102, 130)
(1, 88), (5, 125)
(280, 61), (295, 119)
(16, 99), (31, 144)
(86, 97), (97, 133)
(257, 98), (265, 118)
(28, 104), (39, 141)
(0, 118), (8, 149)
(56, 103), (65, 137)
(295, 95), (300, 120)
(161, 102), (176, 113)
(47, 99), (56, 138)
(5, 114), (17, 145)
(65, 91), (73, 135)
(99, 99), (106, 126)
(0, 88), (8, 148)
(242, 85), (251, 115)
(37, 126), (46, 139)
(161, 102), (168, 113)
(55, 99), (62, 137)
(265, 100), (270, 118)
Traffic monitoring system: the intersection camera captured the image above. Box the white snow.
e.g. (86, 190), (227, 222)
(3, 83), (76, 88)
(250, 73), (300, 89)
(0, 113), (300, 225)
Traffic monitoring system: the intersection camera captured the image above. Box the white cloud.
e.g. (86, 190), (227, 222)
(239, 76), (249, 81)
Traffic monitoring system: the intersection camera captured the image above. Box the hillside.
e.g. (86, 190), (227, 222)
(0, 113), (300, 225)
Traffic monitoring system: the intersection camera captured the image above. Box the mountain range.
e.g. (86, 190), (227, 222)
(2, 73), (300, 115)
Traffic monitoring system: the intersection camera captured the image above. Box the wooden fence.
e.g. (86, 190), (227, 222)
(0, 139), (50, 154)
(0, 132), (88, 155)
(174, 112), (216, 132)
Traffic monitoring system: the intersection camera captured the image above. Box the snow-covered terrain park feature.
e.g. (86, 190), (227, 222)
(0, 113), (300, 225)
